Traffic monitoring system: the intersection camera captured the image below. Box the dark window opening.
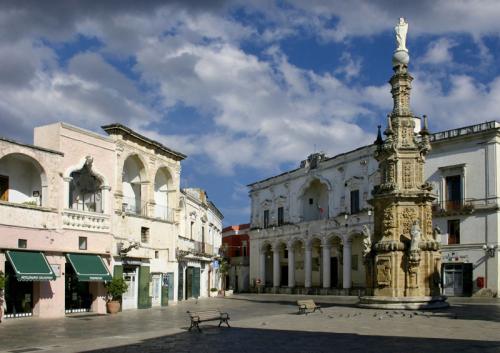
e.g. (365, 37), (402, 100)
(263, 210), (270, 228)
(448, 219), (460, 244)
(277, 207), (284, 226)
(445, 175), (462, 210)
(309, 198), (314, 205)
(141, 227), (150, 243)
(350, 190), (360, 214)
(78, 237), (87, 250)
(18, 239), (27, 249)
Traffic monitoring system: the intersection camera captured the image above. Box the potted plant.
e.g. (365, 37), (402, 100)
(0, 271), (5, 323)
(210, 287), (218, 297)
(105, 277), (128, 314)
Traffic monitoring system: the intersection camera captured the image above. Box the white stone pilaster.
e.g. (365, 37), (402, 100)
(304, 241), (312, 288)
(322, 243), (332, 288)
(343, 239), (352, 289)
(272, 244), (281, 287)
(259, 249), (266, 285)
(287, 242), (295, 288)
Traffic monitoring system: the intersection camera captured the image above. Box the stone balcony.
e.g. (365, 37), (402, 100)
(62, 209), (111, 233)
(0, 200), (59, 228)
(252, 211), (373, 241)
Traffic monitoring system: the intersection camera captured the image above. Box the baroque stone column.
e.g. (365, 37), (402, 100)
(304, 240), (312, 289)
(287, 242), (295, 288)
(259, 249), (266, 286)
(322, 241), (331, 289)
(342, 239), (352, 290)
(360, 18), (447, 309)
(272, 243), (281, 288)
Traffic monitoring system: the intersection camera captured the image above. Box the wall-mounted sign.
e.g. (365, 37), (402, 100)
(51, 264), (61, 277)
(213, 260), (219, 269)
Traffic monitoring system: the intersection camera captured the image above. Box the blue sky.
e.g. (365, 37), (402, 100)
(1, 1), (500, 226)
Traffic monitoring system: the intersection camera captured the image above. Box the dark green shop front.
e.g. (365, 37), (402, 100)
(4, 251), (56, 318)
(65, 253), (112, 313)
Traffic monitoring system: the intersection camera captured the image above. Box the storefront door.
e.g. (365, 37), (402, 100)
(151, 274), (161, 306)
(443, 264), (463, 296)
(122, 267), (138, 310)
(65, 263), (91, 313)
(186, 267), (193, 299)
(4, 261), (33, 318)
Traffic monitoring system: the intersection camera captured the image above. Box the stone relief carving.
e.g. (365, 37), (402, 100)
(403, 161), (412, 189)
(376, 259), (392, 286)
(400, 207), (417, 237)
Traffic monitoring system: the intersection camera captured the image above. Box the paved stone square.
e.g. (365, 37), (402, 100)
(0, 294), (499, 353)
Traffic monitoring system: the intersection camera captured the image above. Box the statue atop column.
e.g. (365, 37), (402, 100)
(359, 18), (448, 310)
(395, 17), (408, 52)
(392, 17), (410, 67)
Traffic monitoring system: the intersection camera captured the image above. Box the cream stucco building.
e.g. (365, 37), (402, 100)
(248, 120), (500, 297)
(0, 121), (223, 319)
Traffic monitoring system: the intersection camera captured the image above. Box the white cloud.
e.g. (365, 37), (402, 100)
(420, 38), (456, 65)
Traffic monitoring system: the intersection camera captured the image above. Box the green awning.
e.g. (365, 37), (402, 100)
(66, 253), (112, 281)
(6, 251), (56, 281)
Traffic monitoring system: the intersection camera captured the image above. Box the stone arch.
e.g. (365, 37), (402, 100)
(65, 156), (109, 213)
(153, 166), (175, 220)
(122, 153), (148, 214)
(298, 176), (331, 221)
(0, 152), (48, 206)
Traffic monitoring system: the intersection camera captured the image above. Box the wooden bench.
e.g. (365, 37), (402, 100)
(297, 300), (322, 315)
(187, 309), (231, 332)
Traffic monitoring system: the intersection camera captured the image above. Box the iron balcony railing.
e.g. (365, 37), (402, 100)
(122, 196), (147, 216)
(432, 197), (500, 213)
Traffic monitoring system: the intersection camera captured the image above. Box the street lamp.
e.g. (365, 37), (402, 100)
(482, 244), (498, 258)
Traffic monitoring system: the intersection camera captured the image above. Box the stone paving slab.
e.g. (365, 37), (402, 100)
(0, 295), (499, 353)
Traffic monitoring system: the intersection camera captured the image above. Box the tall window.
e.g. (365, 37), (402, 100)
(447, 219), (460, 244)
(277, 207), (284, 226)
(190, 222), (194, 239)
(350, 190), (360, 214)
(141, 227), (150, 243)
(445, 175), (461, 210)
(263, 210), (270, 228)
(69, 158), (102, 213)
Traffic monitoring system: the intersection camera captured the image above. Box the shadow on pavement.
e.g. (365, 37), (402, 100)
(83, 326), (500, 353)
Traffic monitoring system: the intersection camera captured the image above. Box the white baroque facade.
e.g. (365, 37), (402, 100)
(177, 188), (223, 300)
(249, 120), (500, 296)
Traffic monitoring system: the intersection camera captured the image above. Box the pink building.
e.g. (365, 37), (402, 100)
(0, 122), (186, 319)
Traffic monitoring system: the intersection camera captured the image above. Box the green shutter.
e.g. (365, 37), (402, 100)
(192, 267), (200, 298)
(113, 265), (123, 279)
(178, 265), (184, 301)
(167, 272), (175, 301)
(138, 266), (151, 309)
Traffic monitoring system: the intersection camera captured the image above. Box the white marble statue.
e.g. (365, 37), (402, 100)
(410, 220), (421, 252)
(433, 226), (442, 243)
(362, 225), (372, 257)
(394, 17), (408, 52)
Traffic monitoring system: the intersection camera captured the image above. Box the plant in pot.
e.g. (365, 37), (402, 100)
(210, 287), (218, 297)
(105, 277), (128, 314)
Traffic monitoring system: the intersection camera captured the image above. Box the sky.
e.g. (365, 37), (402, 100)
(1, 0), (500, 226)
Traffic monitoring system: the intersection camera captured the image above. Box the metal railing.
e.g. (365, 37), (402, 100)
(430, 121), (499, 142)
(153, 204), (175, 223)
(122, 196), (147, 216)
(432, 197), (500, 213)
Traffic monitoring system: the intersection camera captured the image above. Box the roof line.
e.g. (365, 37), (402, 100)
(101, 123), (187, 160)
(0, 137), (64, 156)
